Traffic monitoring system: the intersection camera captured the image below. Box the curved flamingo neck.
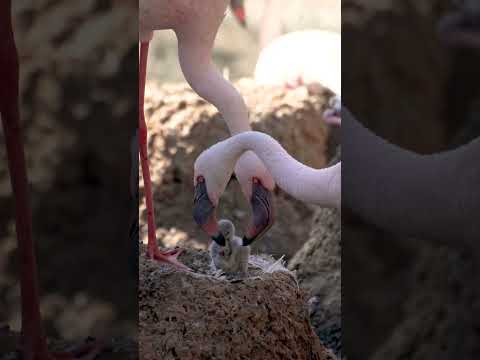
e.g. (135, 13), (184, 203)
(214, 131), (340, 207)
(176, 32), (251, 135)
(343, 107), (480, 243)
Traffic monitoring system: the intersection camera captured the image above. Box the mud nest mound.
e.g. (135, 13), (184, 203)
(139, 246), (335, 360)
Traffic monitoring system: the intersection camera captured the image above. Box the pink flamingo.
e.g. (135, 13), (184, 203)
(194, 132), (341, 241)
(252, 0), (341, 91)
(254, 30), (341, 94)
(139, 0), (275, 256)
(0, 1), (105, 359)
(193, 96), (342, 244)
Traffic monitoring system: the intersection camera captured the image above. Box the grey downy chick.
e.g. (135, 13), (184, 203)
(210, 219), (250, 275)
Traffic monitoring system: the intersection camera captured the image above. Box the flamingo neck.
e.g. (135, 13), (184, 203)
(176, 33), (250, 135)
(218, 132), (340, 207)
(343, 107), (480, 243)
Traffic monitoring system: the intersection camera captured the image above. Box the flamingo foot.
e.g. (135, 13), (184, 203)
(146, 247), (192, 272)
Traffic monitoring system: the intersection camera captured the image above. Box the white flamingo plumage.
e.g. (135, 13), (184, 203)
(254, 30), (341, 95)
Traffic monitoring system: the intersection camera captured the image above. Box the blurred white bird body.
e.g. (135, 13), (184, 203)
(254, 30), (341, 95)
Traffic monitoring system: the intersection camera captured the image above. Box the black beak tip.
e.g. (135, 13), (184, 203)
(212, 233), (226, 246)
(242, 235), (253, 247)
(192, 210), (204, 227)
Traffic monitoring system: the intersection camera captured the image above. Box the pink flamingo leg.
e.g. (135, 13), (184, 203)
(138, 41), (190, 271)
(0, 2), (51, 358)
(0, 3), (122, 358)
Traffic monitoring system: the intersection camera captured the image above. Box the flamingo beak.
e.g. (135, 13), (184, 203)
(193, 176), (225, 246)
(230, 0), (246, 28)
(243, 178), (275, 246)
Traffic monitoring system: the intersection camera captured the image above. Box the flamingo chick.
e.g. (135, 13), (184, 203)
(209, 219), (250, 275)
(140, 0), (275, 257)
(194, 132), (341, 242)
(254, 30), (341, 94)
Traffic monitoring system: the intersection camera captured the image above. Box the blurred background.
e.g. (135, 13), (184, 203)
(343, 0), (480, 359)
(148, 0), (341, 82)
(0, 0), (137, 348)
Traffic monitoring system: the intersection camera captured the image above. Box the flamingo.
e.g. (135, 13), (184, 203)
(139, 0), (275, 259)
(192, 97), (342, 217)
(254, 30), (341, 94)
(250, 0), (341, 49)
(194, 132), (341, 243)
(250, 0), (340, 92)
(197, 95), (480, 245)
(0, 1), (105, 358)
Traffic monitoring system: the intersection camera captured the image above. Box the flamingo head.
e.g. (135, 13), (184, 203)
(230, 0), (246, 28)
(323, 95), (341, 126)
(193, 144), (234, 246)
(193, 141), (275, 247)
